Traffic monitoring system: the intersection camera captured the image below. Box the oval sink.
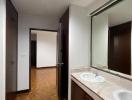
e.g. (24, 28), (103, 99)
(80, 72), (105, 83)
(113, 90), (132, 100)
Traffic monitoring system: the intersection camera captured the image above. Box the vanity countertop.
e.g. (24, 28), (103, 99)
(71, 68), (130, 100)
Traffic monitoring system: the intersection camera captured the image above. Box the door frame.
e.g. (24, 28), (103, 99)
(29, 28), (57, 90)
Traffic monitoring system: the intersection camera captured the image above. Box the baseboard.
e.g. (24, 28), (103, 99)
(36, 66), (57, 69)
(17, 89), (30, 94)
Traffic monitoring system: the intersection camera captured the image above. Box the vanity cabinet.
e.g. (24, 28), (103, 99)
(71, 81), (94, 100)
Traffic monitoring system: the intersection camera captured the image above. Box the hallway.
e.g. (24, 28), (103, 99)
(15, 67), (58, 100)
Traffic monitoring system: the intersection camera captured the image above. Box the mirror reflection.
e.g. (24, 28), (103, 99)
(92, 0), (132, 75)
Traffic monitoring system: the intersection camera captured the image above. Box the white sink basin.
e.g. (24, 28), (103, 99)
(113, 90), (132, 100)
(80, 72), (105, 83)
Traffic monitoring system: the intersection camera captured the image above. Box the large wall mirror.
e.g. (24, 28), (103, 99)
(91, 0), (132, 76)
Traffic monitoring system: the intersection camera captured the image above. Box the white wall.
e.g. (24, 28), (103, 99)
(0, 0), (6, 100)
(69, 4), (91, 100)
(92, 14), (108, 67)
(18, 14), (59, 91)
(69, 5), (91, 70)
(34, 31), (57, 68)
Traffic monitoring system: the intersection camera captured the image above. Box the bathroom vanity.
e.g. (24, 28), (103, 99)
(71, 0), (132, 100)
(71, 67), (132, 100)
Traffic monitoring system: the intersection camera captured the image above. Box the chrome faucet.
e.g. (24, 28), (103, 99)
(95, 72), (98, 77)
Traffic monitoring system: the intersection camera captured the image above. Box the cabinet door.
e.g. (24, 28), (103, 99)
(71, 81), (85, 100)
(71, 81), (94, 100)
(84, 93), (94, 100)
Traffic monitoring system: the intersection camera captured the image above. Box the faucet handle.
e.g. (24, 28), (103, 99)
(95, 72), (98, 77)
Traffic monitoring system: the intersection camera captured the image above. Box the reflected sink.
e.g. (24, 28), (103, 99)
(113, 90), (132, 100)
(80, 72), (105, 83)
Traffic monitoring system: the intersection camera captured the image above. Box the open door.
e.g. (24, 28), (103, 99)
(56, 8), (69, 100)
(56, 23), (64, 100)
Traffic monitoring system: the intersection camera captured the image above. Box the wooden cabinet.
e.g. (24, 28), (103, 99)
(71, 81), (94, 100)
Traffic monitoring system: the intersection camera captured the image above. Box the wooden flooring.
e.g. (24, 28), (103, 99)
(15, 67), (58, 100)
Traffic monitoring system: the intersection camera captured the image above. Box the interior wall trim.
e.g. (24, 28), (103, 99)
(36, 66), (57, 69)
(90, 0), (123, 17)
(17, 89), (30, 94)
(30, 28), (57, 32)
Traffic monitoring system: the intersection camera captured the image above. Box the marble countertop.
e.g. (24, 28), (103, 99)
(71, 70), (127, 100)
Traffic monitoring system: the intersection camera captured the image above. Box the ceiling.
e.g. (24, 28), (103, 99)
(11, 0), (70, 18)
(71, 0), (96, 7)
(11, 0), (98, 19)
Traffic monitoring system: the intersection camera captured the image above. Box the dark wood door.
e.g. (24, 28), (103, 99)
(57, 23), (64, 100)
(57, 8), (69, 100)
(108, 22), (131, 75)
(31, 41), (37, 67)
(6, 0), (18, 100)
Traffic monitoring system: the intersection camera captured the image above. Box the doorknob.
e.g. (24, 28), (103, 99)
(57, 63), (64, 66)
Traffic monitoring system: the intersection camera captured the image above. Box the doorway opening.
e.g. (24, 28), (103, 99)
(30, 28), (58, 68)
(15, 8), (69, 100)
(15, 28), (58, 100)
(30, 28), (58, 98)
(15, 9), (69, 100)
